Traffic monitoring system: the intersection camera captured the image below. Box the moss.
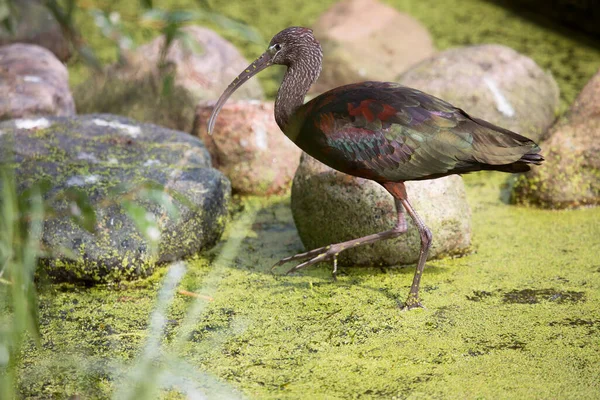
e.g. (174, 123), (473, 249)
(15, 172), (600, 398)
(1, 115), (230, 283)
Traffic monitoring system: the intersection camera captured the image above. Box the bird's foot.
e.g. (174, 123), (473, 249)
(402, 293), (425, 311)
(272, 244), (341, 276)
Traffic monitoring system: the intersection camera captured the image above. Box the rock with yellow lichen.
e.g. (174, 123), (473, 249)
(0, 114), (231, 282)
(513, 68), (600, 208)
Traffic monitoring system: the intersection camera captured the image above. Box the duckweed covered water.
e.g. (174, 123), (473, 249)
(16, 0), (600, 398)
(15, 172), (600, 398)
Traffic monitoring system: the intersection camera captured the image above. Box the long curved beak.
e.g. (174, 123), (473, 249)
(207, 51), (273, 135)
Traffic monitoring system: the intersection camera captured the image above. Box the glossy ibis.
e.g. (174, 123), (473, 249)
(208, 27), (544, 309)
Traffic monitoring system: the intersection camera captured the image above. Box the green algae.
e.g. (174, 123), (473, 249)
(13, 172), (600, 398)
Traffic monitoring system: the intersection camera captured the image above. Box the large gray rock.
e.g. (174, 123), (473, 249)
(311, 0), (434, 94)
(512, 68), (600, 208)
(291, 154), (471, 267)
(0, 114), (230, 282)
(0, 0), (71, 61)
(0, 43), (75, 120)
(116, 26), (264, 102)
(398, 45), (560, 142)
(193, 100), (302, 195)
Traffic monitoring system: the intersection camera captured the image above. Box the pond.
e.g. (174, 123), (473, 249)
(3, 0), (600, 398)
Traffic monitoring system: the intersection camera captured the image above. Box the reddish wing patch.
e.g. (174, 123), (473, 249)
(377, 104), (397, 121)
(348, 100), (397, 123)
(348, 99), (376, 122)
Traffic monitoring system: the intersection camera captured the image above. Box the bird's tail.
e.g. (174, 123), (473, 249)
(491, 148), (544, 173)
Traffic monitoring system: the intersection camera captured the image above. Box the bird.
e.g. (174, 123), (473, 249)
(207, 27), (544, 310)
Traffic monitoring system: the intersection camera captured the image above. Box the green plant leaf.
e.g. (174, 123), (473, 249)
(139, 188), (180, 220)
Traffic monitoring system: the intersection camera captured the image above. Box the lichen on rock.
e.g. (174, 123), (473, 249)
(512, 68), (600, 208)
(0, 114), (231, 282)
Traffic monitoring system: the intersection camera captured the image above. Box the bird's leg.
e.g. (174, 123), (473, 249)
(399, 197), (432, 310)
(273, 198), (408, 276)
(382, 181), (432, 310)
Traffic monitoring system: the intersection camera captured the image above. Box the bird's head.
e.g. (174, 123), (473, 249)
(267, 27), (322, 66)
(207, 27), (322, 134)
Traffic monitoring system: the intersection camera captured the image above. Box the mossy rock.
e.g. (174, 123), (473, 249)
(512, 68), (600, 208)
(291, 154), (471, 267)
(0, 114), (231, 282)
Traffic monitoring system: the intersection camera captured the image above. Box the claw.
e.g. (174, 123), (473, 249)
(402, 294), (426, 311)
(273, 245), (337, 275)
(285, 252), (327, 274)
(272, 245), (330, 270)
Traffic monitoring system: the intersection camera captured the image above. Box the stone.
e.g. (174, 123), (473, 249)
(0, 43), (75, 121)
(193, 100), (301, 195)
(74, 72), (197, 133)
(116, 26), (264, 102)
(569, 68), (600, 123)
(291, 154), (471, 267)
(311, 0), (434, 94)
(512, 68), (600, 208)
(0, 114), (231, 282)
(0, 0), (71, 61)
(398, 44), (560, 142)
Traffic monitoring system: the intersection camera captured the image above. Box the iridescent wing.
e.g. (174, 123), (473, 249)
(293, 82), (540, 181)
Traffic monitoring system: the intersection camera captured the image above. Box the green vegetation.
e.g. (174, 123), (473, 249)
(2, 0), (600, 398)
(11, 172), (600, 398)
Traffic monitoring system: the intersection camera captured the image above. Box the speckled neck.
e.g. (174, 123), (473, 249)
(274, 48), (322, 134)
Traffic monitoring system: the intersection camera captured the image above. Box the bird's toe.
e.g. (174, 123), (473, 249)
(402, 295), (425, 311)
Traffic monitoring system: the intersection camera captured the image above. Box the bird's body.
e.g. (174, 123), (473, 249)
(208, 27), (543, 309)
(285, 81), (542, 183)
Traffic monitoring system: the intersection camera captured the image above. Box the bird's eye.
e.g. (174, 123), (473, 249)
(274, 44), (282, 51)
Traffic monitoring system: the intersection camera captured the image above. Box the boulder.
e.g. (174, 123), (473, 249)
(74, 72), (197, 133)
(193, 100), (301, 195)
(0, 114), (231, 282)
(512, 68), (600, 208)
(398, 44), (559, 142)
(0, 43), (75, 120)
(291, 154), (471, 267)
(0, 0), (71, 61)
(311, 0), (434, 94)
(116, 26), (264, 102)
